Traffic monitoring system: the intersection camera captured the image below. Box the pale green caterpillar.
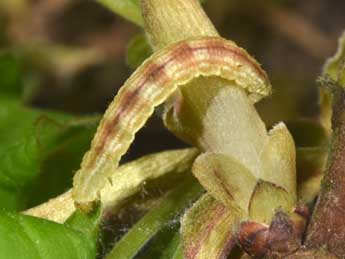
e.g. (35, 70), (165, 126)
(72, 36), (271, 212)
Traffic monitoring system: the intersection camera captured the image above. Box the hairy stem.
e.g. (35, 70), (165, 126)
(141, 0), (218, 50)
(305, 87), (345, 257)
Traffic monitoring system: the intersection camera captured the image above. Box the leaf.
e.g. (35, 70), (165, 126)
(0, 49), (39, 103)
(0, 98), (69, 210)
(260, 122), (297, 200)
(0, 210), (98, 259)
(0, 97), (97, 211)
(126, 34), (152, 69)
(248, 180), (295, 224)
(96, 0), (144, 26)
(181, 194), (243, 259)
(192, 152), (257, 211)
(105, 179), (203, 259)
(27, 117), (98, 207)
(0, 51), (22, 97)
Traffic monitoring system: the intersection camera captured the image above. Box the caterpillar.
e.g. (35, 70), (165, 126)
(72, 36), (271, 212)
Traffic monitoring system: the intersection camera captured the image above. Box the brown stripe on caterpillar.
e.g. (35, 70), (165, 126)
(92, 62), (171, 163)
(93, 88), (146, 156)
(169, 41), (195, 67)
(73, 36), (272, 211)
(86, 44), (192, 168)
(194, 37), (268, 81)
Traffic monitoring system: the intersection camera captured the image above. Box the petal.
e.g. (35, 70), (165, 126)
(249, 180), (295, 224)
(192, 152), (257, 211)
(260, 122), (297, 200)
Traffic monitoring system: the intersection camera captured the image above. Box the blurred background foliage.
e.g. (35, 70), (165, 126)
(0, 0), (344, 210)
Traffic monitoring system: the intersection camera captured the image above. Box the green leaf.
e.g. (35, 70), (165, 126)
(0, 51), (22, 97)
(181, 194), (243, 259)
(0, 98), (69, 210)
(0, 97), (97, 210)
(192, 152), (257, 211)
(248, 180), (295, 224)
(27, 117), (98, 207)
(105, 179), (203, 259)
(126, 34), (152, 69)
(0, 210), (97, 259)
(96, 0), (144, 26)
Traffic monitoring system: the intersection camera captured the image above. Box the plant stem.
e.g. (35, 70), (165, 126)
(305, 87), (345, 257)
(140, 0), (218, 50)
(105, 179), (203, 259)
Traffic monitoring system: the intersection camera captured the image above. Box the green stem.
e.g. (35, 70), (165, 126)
(105, 179), (203, 259)
(171, 243), (184, 259)
(140, 0), (218, 50)
(160, 232), (182, 259)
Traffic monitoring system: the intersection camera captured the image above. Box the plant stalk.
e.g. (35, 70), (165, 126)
(305, 87), (345, 257)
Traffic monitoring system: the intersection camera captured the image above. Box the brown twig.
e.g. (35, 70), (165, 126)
(305, 86), (345, 257)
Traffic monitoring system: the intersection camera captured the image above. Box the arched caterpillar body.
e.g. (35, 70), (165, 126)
(72, 36), (271, 211)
